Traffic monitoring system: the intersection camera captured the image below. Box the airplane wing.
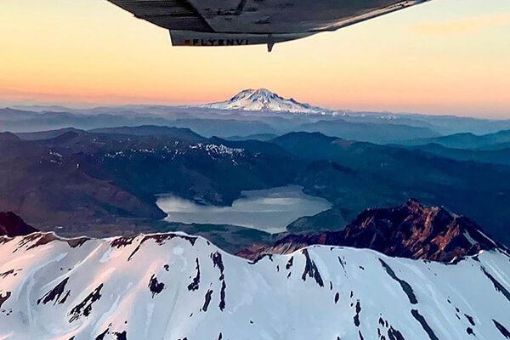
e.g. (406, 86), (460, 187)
(107, 0), (431, 50)
(107, 0), (213, 32)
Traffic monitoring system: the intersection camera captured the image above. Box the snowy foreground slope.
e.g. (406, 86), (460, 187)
(0, 232), (509, 340)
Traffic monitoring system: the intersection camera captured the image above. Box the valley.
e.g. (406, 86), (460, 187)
(3, 125), (510, 246)
(3, 89), (510, 248)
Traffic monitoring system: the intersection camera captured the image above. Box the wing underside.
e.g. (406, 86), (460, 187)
(185, 0), (430, 34)
(108, 0), (212, 32)
(107, 0), (431, 48)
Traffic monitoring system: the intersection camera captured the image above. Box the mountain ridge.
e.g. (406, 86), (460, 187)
(0, 227), (509, 339)
(401, 129), (510, 150)
(238, 199), (502, 262)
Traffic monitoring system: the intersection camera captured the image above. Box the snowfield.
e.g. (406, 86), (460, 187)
(0, 232), (509, 339)
(203, 88), (329, 115)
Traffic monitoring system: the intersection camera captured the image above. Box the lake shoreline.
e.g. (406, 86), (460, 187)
(156, 185), (332, 234)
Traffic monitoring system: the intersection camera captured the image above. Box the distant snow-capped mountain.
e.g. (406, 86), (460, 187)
(1, 226), (509, 338)
(203, 88), (331, 114)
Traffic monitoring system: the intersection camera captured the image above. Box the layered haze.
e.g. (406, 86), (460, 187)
(1, 0), (510, 117)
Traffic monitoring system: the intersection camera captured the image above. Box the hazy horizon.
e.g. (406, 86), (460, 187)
(1, 89), (509, 121)
(2, 0), (510, 118)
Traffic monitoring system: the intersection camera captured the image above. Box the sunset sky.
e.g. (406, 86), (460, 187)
(1, 0), (509, 117)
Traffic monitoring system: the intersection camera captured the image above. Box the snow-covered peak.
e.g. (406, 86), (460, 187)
(203, 88), (329, 114)
(1, 231), (509, 339)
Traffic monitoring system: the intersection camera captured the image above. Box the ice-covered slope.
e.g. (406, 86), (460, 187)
(1, 232), (510, 340)
(203, 88), (329, 114)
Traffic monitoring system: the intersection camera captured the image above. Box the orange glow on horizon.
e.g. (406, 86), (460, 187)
(1, 0), (509, 118)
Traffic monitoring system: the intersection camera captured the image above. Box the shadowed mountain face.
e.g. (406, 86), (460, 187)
(0, 212), (37, 237)
(2, 128), (510, 246)
(238, 200), (501, 262)
(272, 132), (510, 246)
(397, 130), (510, 166)
(0, 129), (299, 231)
(405, 143), (510, 166)
(0, 132), (167, 229)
